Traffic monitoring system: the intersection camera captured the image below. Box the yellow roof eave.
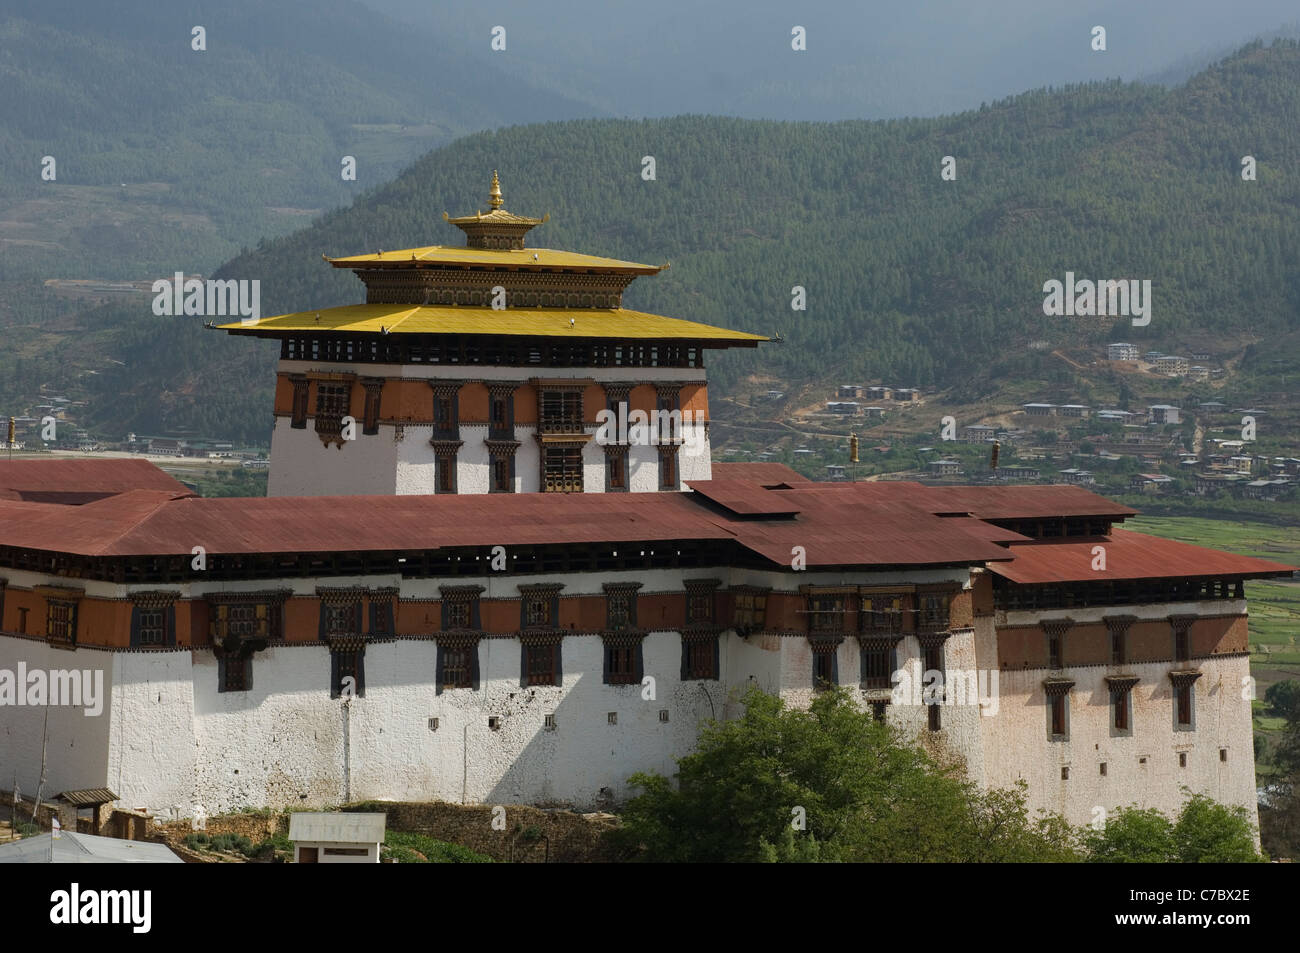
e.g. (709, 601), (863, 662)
(325, 245), (662, 273)
(218, 304), (768, 343)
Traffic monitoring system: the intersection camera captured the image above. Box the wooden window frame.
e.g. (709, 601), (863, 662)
(731, 587), (769, 634)
(521, 638), (562, 687)
(440, 586), (484, 632)
(684, 579), (719, 626)
(437, 637), (480, 693)
(46, 599), (78, 645)
(657, 444), (680, 490)
(604, 444), (629, 492)
(290, 375), (309, 429)
(361, 378), (384, 435)
(330, 645), (365, 698)
(681, 633), (720, 681)
(542, 445), (584, 493)
(811, 640), (840, 690)
(314, 381), (351, 441)
(859, 637), (897, 690)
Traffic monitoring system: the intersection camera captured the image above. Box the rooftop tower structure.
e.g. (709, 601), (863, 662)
(223, 173), (766, 496)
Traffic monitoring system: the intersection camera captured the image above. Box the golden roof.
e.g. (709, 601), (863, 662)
(327, 245), (662, 272)
(219, 304), (767, 343)
(444, 170), (545, 227)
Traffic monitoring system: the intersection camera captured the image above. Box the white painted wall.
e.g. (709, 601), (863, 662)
(270, 359), (712, 496)
(294, 841), (379, 863)
(0, 564), (1257, 834)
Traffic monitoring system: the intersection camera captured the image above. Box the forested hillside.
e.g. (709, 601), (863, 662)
(0, 0), (595, 280)
(9, 40), (1300, 444)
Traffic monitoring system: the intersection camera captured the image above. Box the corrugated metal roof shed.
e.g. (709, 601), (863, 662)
(288, 812), (386, 844)
(0, 831), (182, 863)
(57, 788), (118, 806)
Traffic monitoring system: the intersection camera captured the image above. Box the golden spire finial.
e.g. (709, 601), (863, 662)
(489, 170), (503, 210)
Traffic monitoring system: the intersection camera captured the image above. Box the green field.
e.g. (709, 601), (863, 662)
(1126, 515), (1300, 674)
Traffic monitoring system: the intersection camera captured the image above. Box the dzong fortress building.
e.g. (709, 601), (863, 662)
(0, 176), (1288, 831)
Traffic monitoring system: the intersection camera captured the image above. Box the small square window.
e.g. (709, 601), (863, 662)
(544, 713), (556, 730)
(1099, 762), (1107, 776)
(428, 717), (439, 731)
(1061, 766), (1070, 780)
(488, 716), (501, 731)
(658, 709), (669, 723)
(607, 712), (618, 725)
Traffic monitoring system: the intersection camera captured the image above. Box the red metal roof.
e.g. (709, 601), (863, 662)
(0, 482), (1014, 568)
(0, 468), (1266, 583)
(685, 479), (805, 515)
(988, 528), (1294, 584)
(706, 462), (811, 485)
(0, 458), (191, 503)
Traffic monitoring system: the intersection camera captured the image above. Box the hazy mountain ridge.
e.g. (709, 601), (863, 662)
(6, 40), (1300, 446)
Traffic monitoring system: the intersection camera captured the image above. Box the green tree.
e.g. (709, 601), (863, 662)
(1172, 795), (1262, 863)
(1083, 806), (1176, 862)
(612, 685), (1076, 862)
(1085, 796), (1261, 862)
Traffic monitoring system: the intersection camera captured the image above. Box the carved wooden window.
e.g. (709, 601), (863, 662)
(1050, 695), (1066, 737)
(604, 584), (640, 632)
(658, 445), (679, 490)
(433, 396), (454, 433)
(811, 642), (839, 689)
(487, 440), (519, 494)
(440, 586), (483, 632)
(539, 391), (582, 433)
(326, 602), (361, 637)
(682, 635), (719, 680)
(437, 637), (479, 693)
(361, 379), (383, 435)
(290, 376), (309, 429)
(860, 641), (893, 689)
(315, 382), (349, 438)
(46, 600), (77, 644)
(330, 647), (365, 698)
(431, 440), (462, 494)
(228, 604), (259, 638)
(605, 445), (628, 491)
(543, 447), (583, 493)
(219, 654), (251, 693)
(524, 595), (551, 628)
(137, 609), (165, 646)
(860, 595), (903, 632)
(809, 593), (844, 634)
(447, 600), (471, 630)
(522, 640), (561, 687)
(919, 594), (950, 630)
(606, 645), (638, 683)
(1173, 618), (1192, 663)
(733, 590), (768, 631)
(685, 581), (718, 625)
(924, 642), (945, 730)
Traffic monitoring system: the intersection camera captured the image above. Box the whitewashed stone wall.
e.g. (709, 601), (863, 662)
(0, 565), (1258, 832)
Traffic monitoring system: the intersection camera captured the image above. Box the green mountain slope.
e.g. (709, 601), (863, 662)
(10, 40), (1300, 446)
(0, 0), (597, 281)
